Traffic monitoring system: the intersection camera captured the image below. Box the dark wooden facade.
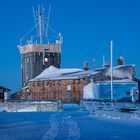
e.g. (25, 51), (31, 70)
(0, 86), (10, 100)
(19, 44), (61, 87)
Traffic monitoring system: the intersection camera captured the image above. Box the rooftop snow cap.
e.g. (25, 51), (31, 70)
(30, 65), (84, 81)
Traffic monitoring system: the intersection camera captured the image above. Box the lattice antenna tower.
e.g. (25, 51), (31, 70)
(20, 5), (62, 45)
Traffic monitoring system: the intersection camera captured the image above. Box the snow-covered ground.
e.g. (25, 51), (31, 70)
(0, 101), (60, 112)
(1, 108), (140, 140)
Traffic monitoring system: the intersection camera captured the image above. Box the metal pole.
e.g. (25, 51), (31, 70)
(110, 41), (113, 100)
(38, 5), (43, 44)
(103, 55), (105, 68)
(46, 5), (51, 42)
(33, 7), (39, 36)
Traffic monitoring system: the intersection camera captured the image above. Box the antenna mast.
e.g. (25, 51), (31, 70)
(32, 5), (46, 44)
(33, 7), (39, 37)
(46, 5), (51, 42)
(110, 40), (113, 100)
(38, 5), (44, 44)
(103, 55), (105, 68)
(20, 5), (61, 45)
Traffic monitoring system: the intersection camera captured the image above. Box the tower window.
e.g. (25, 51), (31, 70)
(25, 57), (29, 63)
(45, 57), (48, 62)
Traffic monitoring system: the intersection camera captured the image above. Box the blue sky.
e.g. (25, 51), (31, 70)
(0, 0), (140, 92)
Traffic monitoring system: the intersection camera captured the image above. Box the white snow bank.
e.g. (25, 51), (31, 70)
(0, 101), (60, 112)
(17, 106), (37, 112)
(83, 82), (99, 99)
(63, 103), (80, 110)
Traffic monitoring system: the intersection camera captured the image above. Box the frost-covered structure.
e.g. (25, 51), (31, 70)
(83, 82), (99, 99)
(20, 64), (139, 102)
(83, 80), (139, 101)
(27, 66), (92, 102)
(18, 6), (62, 87)
(83, 65), (139, 101)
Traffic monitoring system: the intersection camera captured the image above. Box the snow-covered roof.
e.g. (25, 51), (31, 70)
(0, 86), (10, 92)
(30, 65), (85, 81)
(30, 64), (136, 82)
(105, 65), (135, 79)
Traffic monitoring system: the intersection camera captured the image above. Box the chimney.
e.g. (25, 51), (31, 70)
(103, 61), (110, 68)
(84, 61), (89, 71)
(117, 56), (124, 65)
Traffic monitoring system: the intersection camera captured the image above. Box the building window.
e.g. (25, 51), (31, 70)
(25, 57), (29, 63)
(44, 57), (48, 62)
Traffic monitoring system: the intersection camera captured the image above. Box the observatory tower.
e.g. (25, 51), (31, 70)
(18, 5), (62, 87)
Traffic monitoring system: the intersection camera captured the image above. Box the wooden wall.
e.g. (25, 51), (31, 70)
(28, 78), (91, 103)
